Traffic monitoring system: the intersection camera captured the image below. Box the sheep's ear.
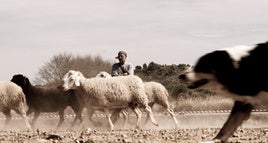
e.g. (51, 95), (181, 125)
(23, 77), (28, 86)
(77, 71), (84, 77)
(74, 76), (81, 86)
(23, 78), (26, 85)
(62, 70), (73, 82)
(62, 76), (68, 82)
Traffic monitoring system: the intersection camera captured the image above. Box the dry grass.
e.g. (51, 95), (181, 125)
(171, 96), (234, 112)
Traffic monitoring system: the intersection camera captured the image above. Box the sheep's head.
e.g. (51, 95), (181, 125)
(62, 70), (77, 82)
(11, 74), (30, 88)
(62, 70), (83, 91)
(95, 71), (111, 78)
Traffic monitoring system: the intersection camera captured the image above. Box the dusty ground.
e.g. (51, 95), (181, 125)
(0, 111), (268, 143)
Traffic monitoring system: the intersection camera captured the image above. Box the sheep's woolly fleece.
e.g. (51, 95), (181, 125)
(62, 70), (159, 129)
(0, 81), (31, 129)
(64, 70), (147, 108)
(95, 71), (179, 128)
(0, 81), (26, 108)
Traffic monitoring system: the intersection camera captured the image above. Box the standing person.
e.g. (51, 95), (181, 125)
(111, 51), (134, 76)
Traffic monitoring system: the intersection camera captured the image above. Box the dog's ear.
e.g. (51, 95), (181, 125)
(195, 51), (236, 85)
(195, 51), (234, 73)
(212, 51), (236, 84)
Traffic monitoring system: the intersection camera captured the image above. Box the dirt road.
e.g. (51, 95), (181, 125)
(0, 112), (267, 142)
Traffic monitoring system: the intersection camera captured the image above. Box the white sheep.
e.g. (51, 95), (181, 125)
(94, 71), (134, 127)
(95, 71), (179, 128)
(143, 81), (179, 128)
(0, 81), (31, 129)
(62, 70), (158, 130)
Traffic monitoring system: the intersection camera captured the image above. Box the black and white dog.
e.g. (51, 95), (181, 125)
(180, 41), (268, 142)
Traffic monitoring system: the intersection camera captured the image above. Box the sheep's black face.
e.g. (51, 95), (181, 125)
(11, 74), (28, 87)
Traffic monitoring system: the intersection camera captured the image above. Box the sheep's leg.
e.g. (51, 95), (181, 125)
(110, 108), (129, 127)
(166, 107), (179, 128)
(78, 113), (83, 123)
(144, 103), (154, 125)
(144, 105), (159, 127)
(14, 109), (31, 130)
(21, 113), (31, 130)
(110, 109), (121, 124)
(31, 112), (40, 128)
(76, 108), (84, 124)
(87, 108), (102, 127)
(71, 110), (83, 127)
(70, 103), (84, 127)
(158, 101), (180, 129)
(121, 109), (129, 128)
(111, 109), (129, 128)
(71, 116), (78, 127)
(57, 110), (65, 129)
(2, 108), (11, 128)
(26, 109), (33, 116)
(104, 109), (114, 130)
(132, 107), (142, 129)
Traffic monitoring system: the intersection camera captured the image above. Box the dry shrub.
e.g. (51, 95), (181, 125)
(172, 96), (233, 112)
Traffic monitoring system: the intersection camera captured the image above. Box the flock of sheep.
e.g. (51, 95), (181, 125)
(0, 70), (179, 130)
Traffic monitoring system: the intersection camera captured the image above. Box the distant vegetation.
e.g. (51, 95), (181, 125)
(34, 53), (112, 86)
(135, 62), (192, 98)
(34, 53), (233, 111)
(135, 62), (220, 98)
(34, 53), (215, 99)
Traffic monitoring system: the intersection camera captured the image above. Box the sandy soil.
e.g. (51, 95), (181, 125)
(0, 111), (268, 143)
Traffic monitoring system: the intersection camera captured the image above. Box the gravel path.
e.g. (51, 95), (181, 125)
(0, 128), (268, 143)
(0, 112), (268, 142)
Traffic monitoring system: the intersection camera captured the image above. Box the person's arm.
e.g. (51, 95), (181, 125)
(111, 64), (119, 76)
(126, 63), (134, 75)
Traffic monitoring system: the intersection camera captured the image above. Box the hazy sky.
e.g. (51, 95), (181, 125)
(1, 0), (268, 81)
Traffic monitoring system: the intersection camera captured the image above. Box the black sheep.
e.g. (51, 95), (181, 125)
(11, 74), (84, 128)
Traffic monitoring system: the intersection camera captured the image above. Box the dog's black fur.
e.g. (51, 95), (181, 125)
(180, 41), (268, 142)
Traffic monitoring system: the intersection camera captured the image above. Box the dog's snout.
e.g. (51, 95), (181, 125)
(179, 74), (187, 80)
